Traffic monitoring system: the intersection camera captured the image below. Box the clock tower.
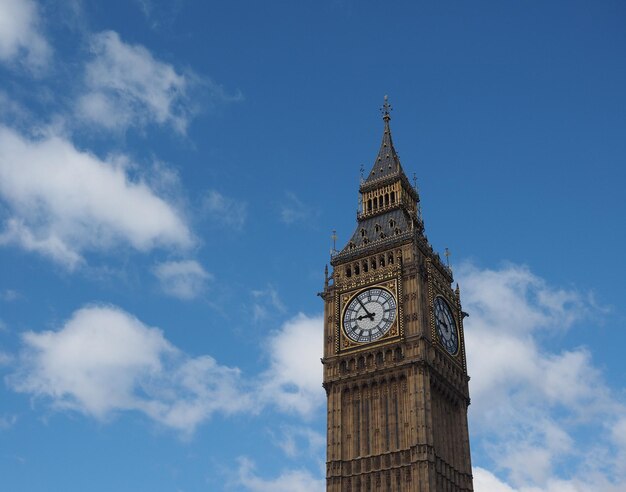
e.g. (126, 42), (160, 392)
(321, 98), (474, 491)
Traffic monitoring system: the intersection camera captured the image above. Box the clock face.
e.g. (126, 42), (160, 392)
(434, 296), (458, 355)
(343, 287), (397, 343)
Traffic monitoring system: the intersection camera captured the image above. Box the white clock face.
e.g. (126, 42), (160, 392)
(343, 287), (397, 343)
(434, 296), (458, 355)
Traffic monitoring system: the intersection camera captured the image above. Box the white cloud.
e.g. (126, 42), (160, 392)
(132, 0), (182, 31)
(235, 457), (324, 492)
(79, 30), (185, 130)
(153, 260), (212, 300)
(0, 349), (12, 365)
(460, 264), (609, 421)
(474, 467), (518, 492)
(250, 286), (285, 323)
(259, 314), (324, 417)
(271, 425), (325, 459)
(0, 413), (17, 430)
(0, 90), (32, 129)
(7, 305), (251, 434)
(0, 126), (192, 269)
(0, 0), (50, 71)
(5, 307), (326, 434)
(459, 263), (626, 490)
(612, 417), (626, 450)
(0, 289), (20, 301)
(76, 31), (198, 133)
(473, 466), (626, 492)
(202, 190), (247, 231)
(280, 192), (312, 225)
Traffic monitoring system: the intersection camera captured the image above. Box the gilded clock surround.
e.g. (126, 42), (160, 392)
(338, 278), (403, 352)
(427, 258), (468, 370)
(320, 99), (474, 492)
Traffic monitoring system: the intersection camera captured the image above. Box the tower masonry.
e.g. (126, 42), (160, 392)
(320, 98), (474, 492)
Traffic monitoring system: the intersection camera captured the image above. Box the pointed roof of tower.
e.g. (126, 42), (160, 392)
(331, 97), (424, 265)
(363, 95), (407, 185)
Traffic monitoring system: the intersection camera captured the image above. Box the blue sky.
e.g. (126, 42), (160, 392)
(0, 1), (625, 491)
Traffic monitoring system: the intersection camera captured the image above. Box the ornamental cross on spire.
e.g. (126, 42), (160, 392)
(380, 94), (392, 120)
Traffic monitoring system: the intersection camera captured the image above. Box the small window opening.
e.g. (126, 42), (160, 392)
(394, 347), (403, 361)
(379, 256), (386, 267)
(354, 264), (360, 275)
(385, 193), (389, 206)
(390, 191), (395, 203)
(363, 261), (369, 273)
(388, 254), (394, 265)
(346, 266), (352, 278)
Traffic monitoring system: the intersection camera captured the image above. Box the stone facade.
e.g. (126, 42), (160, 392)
(320, 99), (473, 491)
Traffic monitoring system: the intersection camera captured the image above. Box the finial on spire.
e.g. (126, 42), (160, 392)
(360, 163), (364, 182)
(380, 95), (392, 121)
(444, 248), (451, 268)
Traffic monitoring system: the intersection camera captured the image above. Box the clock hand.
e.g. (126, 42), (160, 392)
(357, 313), (375, 321)
(357, 297), (373, 316)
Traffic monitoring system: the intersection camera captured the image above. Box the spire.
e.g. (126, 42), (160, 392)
(381, 94), (392, 121)
(364, 95), (406, 184)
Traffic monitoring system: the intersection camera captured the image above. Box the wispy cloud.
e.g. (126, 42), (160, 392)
(74, 31), (241, 134)
(0, 349), (12, 365)
(459, 262), (626, 490)
(0, 126), (193, 269)
(0, 0), (51, 72)
(250, 286), (285, 323)
(76, 31), (191, 133)
(0, 414), (17, 430)
(0, 289), (21, 302)
(76, 30), (188, 132)
(153, 260), (212, 300)
(201, 189), (247, 231)
(280, 192), (313, 225)
(132, 0), (183, 31)
(270, 425), (325, 459)
(234, 457), (324, 492)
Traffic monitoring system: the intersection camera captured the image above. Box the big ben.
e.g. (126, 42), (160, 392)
(321, 97), (474, 491)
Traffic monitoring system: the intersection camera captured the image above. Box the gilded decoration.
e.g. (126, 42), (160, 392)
(336, 275), (404, 353)
(427, 259), (464, 366)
